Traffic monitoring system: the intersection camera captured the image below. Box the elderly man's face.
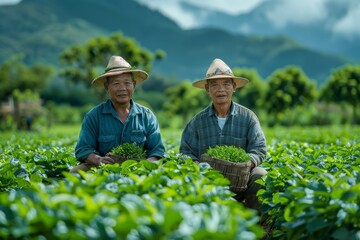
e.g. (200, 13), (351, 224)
(205, 78), (236, 105)
(106, 73), (135, 105)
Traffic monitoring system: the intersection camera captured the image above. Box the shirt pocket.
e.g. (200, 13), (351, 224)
(98, 135), (116, 156)
(226, 137), (247, 150)
(130, 131), (146, 147)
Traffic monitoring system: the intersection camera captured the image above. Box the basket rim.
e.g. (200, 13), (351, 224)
(200, 154), (252, 166)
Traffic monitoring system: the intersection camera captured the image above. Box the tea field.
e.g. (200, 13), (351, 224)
(0, 125), (359, 239)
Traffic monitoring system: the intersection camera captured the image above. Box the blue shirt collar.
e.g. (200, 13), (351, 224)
(103, 99), (141, 117)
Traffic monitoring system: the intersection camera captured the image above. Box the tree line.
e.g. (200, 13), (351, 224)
(0, 32), (359, 130)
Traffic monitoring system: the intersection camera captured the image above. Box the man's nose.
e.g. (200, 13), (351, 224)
(118, 83), (127, 89)
(218, 84), (225, 90)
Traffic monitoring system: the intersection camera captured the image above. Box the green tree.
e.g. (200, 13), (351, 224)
(59, 32), (164, 100)
(163, 81), (208, 124)
(232, 68), (266, 110)
(264, 66), (316, 121)
(320, 65), (360, 124)
(139, 73), (175, 93)
(0, 55), (53, 130)
(0, 55), (53, 101)
(134, 74), (176, 112)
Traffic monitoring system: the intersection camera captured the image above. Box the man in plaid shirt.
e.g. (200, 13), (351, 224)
(180, 58), (267, 209)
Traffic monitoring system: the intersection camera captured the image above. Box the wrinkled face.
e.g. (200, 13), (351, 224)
(106, 73), (135, 105)
(205, 78), (236, 105)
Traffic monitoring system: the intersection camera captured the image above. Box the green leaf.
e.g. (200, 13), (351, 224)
(331, 227), (352, 240)
(306, 220), (331, 233)
(162, 208), (183, 231)
(272, 192), (288, 205)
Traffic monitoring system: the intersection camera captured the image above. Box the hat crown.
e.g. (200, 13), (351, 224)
(205, 58), (234, 78)
(105, 56), (131, 72)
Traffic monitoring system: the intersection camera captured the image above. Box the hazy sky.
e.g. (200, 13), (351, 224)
(1, 0), (359, 37)
(0, 0), (20, 5)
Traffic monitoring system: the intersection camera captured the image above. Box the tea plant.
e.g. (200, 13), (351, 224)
(0, 158), (263, 239)
(258, 140), (360, 239)
(206, 145), (251, 163)
(1, 126), (360, 239)
(111, 143), (146, 159)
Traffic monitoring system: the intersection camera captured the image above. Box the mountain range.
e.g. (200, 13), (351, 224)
(179, 0), (360, 63)
(0, 0), (357, 86)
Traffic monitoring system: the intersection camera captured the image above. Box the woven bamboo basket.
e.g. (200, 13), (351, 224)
(200, 154), (251, 192)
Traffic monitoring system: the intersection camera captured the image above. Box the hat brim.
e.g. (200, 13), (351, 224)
(192, 75), (249, 89)
(92, 69), (148, 88)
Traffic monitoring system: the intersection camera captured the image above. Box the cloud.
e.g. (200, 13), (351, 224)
(265, 0), (327, 28)
(0, 0), (21, 5)
(184, 0), (264, 15)
(136, 0), (199, 28)
(332, 3), (360, 38)
(135, 0), (265, 29)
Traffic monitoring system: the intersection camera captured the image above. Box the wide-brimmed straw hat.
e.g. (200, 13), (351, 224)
(92, 56), (148, 88)
(192, 58), (249, 89)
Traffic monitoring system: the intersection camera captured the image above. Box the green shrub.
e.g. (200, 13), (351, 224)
(111, 143), (146, 159)
(206, 145), (251, 163)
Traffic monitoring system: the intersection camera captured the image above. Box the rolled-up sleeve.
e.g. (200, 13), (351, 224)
(247, 119), (266, 166)
(144, 111), (165, 158)
(179, 121), (199, 160)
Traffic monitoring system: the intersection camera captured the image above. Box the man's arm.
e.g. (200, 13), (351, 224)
(179, 121), (199, 160)
(75, 113), (100, 162)
(247, 120), (267, 167)
(143, 111), (165, 159)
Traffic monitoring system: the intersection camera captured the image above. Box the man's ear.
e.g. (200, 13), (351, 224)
(104, 77), (109, 91)
(205, 84), (209, 92)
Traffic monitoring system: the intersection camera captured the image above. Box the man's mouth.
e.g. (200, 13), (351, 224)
(117, 92), (128, 97)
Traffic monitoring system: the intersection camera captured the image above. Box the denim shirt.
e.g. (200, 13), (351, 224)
(180, 102), (267, 166)
(75, 99), (165, 162)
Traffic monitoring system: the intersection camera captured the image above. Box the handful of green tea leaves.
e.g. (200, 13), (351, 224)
(111, 143), (146, 159)
(206, 145), (251, 163)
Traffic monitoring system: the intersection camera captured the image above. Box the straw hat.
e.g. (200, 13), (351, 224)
(192, 58), (249, 89)
(92, 56), (148, 88)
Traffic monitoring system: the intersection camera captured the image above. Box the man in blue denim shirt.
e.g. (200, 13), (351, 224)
(71, 56), (165, 173)
(180, 58), (267, 209)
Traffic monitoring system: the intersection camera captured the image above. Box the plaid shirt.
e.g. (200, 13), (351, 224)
(180, 102), (266, 166)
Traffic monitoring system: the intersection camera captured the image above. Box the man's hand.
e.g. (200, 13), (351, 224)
(86, 153), (115, 167)
(147, 156), (160, 162)
(250, 161), (255, 169)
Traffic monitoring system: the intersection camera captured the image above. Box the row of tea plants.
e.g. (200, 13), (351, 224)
(0, 131), (263, 239)
(0, 126), (359, 239)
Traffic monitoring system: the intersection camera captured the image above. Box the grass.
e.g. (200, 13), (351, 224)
(47, 124), (81, 136)
(6, 123), (359, 147)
